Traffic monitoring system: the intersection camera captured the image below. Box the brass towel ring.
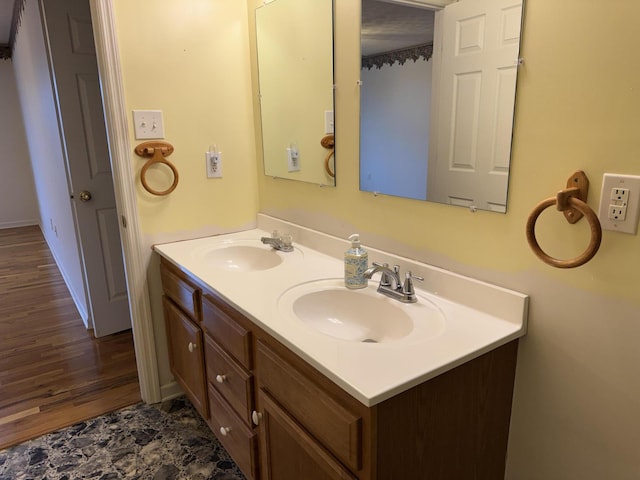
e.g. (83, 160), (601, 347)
(525, 171), (602, 268)
(320, 134), (335, 178)
(135, 141), (179, 196)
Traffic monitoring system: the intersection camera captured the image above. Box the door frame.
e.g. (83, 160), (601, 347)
(89, 0), (160, 403)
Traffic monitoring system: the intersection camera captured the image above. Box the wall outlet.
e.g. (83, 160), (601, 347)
(206, 151), (222, 178)
(598, 173), (640, 234)
(287, 147), (300, 172)
(608, 205), (627, 221)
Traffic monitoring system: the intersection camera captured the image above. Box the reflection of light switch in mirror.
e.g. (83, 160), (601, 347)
(132, 110), (164, 139)
(324, 111), (334, 134)
(205, 145), (222, 178)
(287, 145), (300, 172)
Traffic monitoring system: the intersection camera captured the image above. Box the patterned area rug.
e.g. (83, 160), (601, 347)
(0, 397), (246, 480)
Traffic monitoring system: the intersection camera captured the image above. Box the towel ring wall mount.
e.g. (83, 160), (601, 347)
(320, 134), (335, 178)
(135, 141), (179, 196)
(526, 171), (602, 268)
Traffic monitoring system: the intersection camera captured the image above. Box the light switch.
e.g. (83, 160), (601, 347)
(132, 110), (164, 139)
(597, 173), (640, 234)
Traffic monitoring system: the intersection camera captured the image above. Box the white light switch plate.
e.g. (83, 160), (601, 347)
(324, 110), (334, 134)
(132, 110), (164, 139)
(597, 173), (640, 234)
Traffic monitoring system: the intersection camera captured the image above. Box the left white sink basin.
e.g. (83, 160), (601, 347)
(189, 239), (302, 272)
(278, 279), (446, 344)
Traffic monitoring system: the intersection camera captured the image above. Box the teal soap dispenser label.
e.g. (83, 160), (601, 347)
(344, 234), (368, 289)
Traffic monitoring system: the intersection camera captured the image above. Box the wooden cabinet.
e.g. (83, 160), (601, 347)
(257, 389), (357, 480)
(160, 259), (259, 480)
(255, 340), (364, 474)
(161, 267), (207, 420)
(159, 257), (519, 480)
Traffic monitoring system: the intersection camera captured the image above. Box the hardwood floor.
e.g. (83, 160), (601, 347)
(0, 225), (140, 450)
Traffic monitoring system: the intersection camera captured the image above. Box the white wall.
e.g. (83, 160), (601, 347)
(12, 0), (89, 324)
(0, 60), (38, 228)
(360, 58), (431, 200)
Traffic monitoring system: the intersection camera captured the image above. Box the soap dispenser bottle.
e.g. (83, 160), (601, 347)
(344, 234), (368, 289)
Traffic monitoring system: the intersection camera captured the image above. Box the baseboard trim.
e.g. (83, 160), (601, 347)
(160, 381), (183, 403)
(0, 219), (39, 230)
(41, 231), (90, 328)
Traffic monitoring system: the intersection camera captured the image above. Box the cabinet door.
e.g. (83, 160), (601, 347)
(163, 296), (208, 419)
(257, 390), (357, 480)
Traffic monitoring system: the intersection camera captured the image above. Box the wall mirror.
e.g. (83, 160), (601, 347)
(359, 0), (523, 212)
(256, 0), (336, 186)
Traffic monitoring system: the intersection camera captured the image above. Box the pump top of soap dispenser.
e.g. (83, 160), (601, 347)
(348, 234), (361, 249)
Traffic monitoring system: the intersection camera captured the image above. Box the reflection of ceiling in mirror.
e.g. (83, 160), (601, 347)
(361, 0), (435, 56)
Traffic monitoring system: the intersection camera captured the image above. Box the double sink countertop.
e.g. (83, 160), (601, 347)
(154, 215), (528, 407)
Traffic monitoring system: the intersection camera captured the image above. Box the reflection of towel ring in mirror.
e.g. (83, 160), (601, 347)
(135, 141), (179, 196)
(320, 134), (335, 178)
(526, 191), (602, 269)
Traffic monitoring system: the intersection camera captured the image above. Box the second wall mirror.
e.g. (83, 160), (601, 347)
(359, 0), (524, 212)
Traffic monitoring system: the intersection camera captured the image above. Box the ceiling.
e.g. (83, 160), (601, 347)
(0, 0), (15, 45)
(361, 0), (435, 57)
(0, 0), (435, 58)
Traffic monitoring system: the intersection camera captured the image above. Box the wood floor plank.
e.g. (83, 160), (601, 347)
(0, 226), (141, 450)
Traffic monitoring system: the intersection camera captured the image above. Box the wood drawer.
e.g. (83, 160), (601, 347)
(256, 340), (362, 472)
(202, 295), (252, 369)
(161, 262), (200, 321)
(205, 335), (254, 426)
(208, 384), (258, 480)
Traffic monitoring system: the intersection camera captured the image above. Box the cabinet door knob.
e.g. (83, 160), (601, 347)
(252, 410), (263, 426)
(219, 426), (231, 436)
(188, 342), (197, 353)
(215, 374), (227, 384)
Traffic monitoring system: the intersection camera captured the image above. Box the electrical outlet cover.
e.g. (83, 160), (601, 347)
(598, 173), (640, 234)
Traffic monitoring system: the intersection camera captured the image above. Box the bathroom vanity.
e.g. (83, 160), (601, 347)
(155, 217), (528, 480)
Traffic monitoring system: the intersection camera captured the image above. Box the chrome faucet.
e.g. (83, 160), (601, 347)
(260, 231), (294, 252)
(364, 262), (423, 303)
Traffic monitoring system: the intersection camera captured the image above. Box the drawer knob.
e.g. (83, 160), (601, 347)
(219, 426), (231, 436)
(252, 410), (263, 426)
(188, 342), (197, 353)
(215, 374), (227, 384)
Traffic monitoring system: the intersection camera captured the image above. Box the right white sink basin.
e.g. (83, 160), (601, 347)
(277, 279), (446, 344)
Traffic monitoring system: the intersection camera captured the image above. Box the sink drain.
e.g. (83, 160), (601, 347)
(361, 338), (378, 343)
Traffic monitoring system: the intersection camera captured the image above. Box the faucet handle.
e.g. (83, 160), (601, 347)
(402, 271), (424, 296)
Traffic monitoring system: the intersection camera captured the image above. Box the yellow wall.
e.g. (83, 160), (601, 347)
(114, 0), (259, 236)
(256, 1), (640, 478)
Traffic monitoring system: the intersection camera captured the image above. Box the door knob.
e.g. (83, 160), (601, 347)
(78, 191), (92, 202)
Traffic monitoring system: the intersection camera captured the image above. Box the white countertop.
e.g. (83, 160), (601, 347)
(154, 218), (528, 406)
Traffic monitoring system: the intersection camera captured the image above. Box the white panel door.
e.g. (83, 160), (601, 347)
(428, 0), (522, 212)
(42, 0), (131, 337)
